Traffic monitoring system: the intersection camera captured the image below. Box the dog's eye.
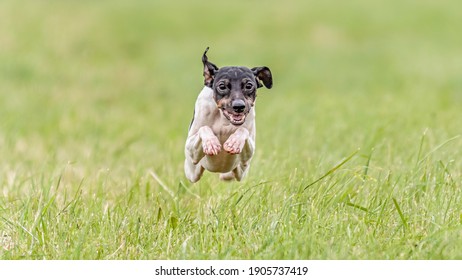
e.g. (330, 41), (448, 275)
(217, 83), (227, 91)
(244, 83), (254, 91)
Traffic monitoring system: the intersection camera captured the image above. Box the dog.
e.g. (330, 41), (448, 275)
(184, 47), (272, 183)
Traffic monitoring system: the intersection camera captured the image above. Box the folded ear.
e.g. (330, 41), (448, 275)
(251, 66), (273, 89)
(202, 47), (219, 87)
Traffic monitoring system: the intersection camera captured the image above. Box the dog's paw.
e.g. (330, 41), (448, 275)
(203, 136), (221, 156)
(224, 135), (245, 154)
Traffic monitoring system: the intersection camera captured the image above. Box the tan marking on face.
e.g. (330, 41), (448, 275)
(215, 96), (231, 109)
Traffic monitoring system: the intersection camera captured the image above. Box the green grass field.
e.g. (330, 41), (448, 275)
(1, 0), (462, 259)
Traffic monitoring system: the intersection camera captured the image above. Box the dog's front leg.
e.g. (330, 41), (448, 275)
(223, 127), (253, 157)
(223, 127), (255, 181)
(186, 126), (221, 164)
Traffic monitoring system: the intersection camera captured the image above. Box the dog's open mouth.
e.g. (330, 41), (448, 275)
(222, 109), (246, 125)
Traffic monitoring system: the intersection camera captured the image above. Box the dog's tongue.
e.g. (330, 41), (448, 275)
(232, 114), (243, 122)
(222, 109), (245, 125)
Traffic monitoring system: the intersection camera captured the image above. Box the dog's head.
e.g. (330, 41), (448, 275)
(202, 47), (273, 126)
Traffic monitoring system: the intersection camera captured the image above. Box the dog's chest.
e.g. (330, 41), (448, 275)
(211, 119), (238, 143)
(194, 87), (250, 142)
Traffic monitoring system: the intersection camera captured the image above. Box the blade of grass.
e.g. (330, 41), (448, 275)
(392, 197), (408, 232)
(346, 201), (369, 213)
(1, 218), (40, 243)
(362, 148), (374, 180)
(417, 135), (460, 166)
(149, 170), (175, 199)
(304, 149), (359, 191)
(415, 129), (428, 169)
(179, 181), (201, 199)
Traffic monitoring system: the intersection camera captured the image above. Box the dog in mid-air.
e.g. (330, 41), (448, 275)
(184, 47), (273, 183)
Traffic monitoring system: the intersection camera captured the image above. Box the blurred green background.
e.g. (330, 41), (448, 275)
(1, 0), (461, 174)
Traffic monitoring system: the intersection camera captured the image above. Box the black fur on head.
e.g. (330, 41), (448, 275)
(201, 48), (273, 126)
(202, 47), (273, 90)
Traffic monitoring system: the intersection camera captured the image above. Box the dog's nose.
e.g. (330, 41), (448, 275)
(232, 100), (246, 113)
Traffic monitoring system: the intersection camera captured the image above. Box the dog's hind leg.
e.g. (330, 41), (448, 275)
(219, 164), (250, 181)
(232, 163), (251, 181)
(184, 158), (205, 183)
(219, 171), (235, 181)
(185, 126), (221, 183)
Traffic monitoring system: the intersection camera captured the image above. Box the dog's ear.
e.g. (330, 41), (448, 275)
(202, 47), (219, 88)
(251, 66), (273, 89)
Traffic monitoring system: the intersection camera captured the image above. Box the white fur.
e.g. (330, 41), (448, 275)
(184, 86), (255, 182)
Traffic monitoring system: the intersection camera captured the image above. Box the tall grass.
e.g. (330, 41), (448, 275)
(1, 0), (462, 259)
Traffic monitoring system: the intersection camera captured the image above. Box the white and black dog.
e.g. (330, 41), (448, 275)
(184, 48), (272, 182)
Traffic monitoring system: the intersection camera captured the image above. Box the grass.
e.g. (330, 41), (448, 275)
(1, 0), (462, 259)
